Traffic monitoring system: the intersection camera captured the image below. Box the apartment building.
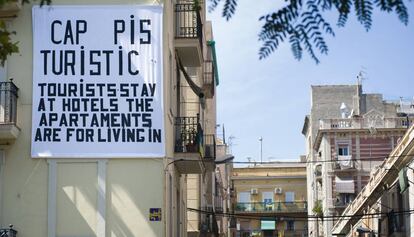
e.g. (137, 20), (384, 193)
(302, 84), (414, 237)
(187, 137), (234, 237)
(232, 161), (308, 237)
(215, 139), (235, 237)
(0, 0), (220, 237)
(332, 124), (414, 237)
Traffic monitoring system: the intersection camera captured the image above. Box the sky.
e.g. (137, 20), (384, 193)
(206, 1), (414, 163)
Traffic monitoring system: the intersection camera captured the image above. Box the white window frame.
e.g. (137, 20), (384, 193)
(338, 145), (349, 156)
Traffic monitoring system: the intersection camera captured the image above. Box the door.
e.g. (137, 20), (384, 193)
(262, 191), (274, 211)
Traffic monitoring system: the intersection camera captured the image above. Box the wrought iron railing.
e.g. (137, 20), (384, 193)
(388, 210), (404, 235)
(236, 229), (308, 236)
(174, 116), (203, 153)
(204, 134), (216, 159)
(235, 201), (307, 213)
(0, 225), (17, 237)
(174, 3), (203, 47)
(332, 125), (414, 234)
(0, 81), (18, 125)
(203, 60), (214, 85)
(319, 117), (414, 130)
(214, 195), (223, 213)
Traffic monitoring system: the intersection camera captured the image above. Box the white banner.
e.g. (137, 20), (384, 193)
(32, 5), (164, 158)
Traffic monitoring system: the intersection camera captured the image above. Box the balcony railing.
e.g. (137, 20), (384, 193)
(203, 60), (215, 98)
(236, 229), (308, 236)
(174, 116), (203, 153)
(204, 134), (216, 159)
(235, 201), (307, 213)
(328, 198), (353, 209)
(332, 156), (355, 170)
(174, 3), (202, 47)
(332, 126), (414, 235)
(319, 117), (413, 130)
(214, 195), (223, 213)
(0, 81), (18, 125)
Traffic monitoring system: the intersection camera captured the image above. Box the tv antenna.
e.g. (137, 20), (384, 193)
(357, 68), (367, 85)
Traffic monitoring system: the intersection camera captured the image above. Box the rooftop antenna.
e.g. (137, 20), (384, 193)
(357, 68), (367, 85)
(259, 136), (263, 163)
(228, 135), (236, 153)
(222, 124), (226, 145)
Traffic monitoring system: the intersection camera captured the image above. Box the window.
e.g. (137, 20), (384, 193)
(262, 191), (273, 203)
(262, 191), (274, 211)
(336, 193), (354, 206)
(338, 145), (349, 156)
(286, 220), (295, 231)
(238, 192), (251, 211)
(238, 192), (251, 202)
(285, 192), (295, 203)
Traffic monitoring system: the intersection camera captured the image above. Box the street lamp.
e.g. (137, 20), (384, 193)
(259, 137), (263, 163)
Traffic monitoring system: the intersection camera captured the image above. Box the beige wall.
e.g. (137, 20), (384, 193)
(187, 174), (200, 232)
(233, 167), (307, 202)
(0, 0), (186, 237)
(233, 164), (308, 234)
(235, 178), (307, 203)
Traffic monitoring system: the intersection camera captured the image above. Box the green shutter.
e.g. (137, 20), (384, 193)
(399, 167), (409, 194)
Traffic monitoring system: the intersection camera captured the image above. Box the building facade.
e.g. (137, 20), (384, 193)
(215, 139), (235, 237)
(232, 162), (308, 237)
(0, 0), (220, 237)
(332, 124), (414, 237)
(302, 84), (414, 237)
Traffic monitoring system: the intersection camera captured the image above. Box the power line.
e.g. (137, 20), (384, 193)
(187, 178), (413, 223)
(165, 154), (414, 165)
(187, 207), (414, 222)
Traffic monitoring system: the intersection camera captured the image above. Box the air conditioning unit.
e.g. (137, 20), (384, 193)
(274, 187), (283, 194)
(250, 188), (258, 195)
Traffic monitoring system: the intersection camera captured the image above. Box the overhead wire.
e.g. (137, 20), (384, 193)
(186, 207), (414, 222)
(166, 154), (414, 165)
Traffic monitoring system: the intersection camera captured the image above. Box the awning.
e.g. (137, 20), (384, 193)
(261, 220), (276, 230)
(335, 176), (355, 193)
(207, 40), (219, 86)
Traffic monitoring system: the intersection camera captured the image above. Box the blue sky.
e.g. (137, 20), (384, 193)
(207, 1), (414, 162)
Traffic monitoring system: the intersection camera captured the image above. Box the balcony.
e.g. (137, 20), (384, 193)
(328, 198), (354, 209)
(0, 81), (19, 143)
(331, 156), (356, 171)
(204, 134), (216, 171)
(236, 229), (308, 236)
(279, 230), (308, 237)
(174, 3), (203, 67)
(174, 116), (204, 173)
(214, 195), (223, 213)
(319, 117), (413, 130)
(332, 126), (414, 235)
(0, 0), (21, 18)
(203, 60), (215, 98)
(234, 201), (307, 214)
